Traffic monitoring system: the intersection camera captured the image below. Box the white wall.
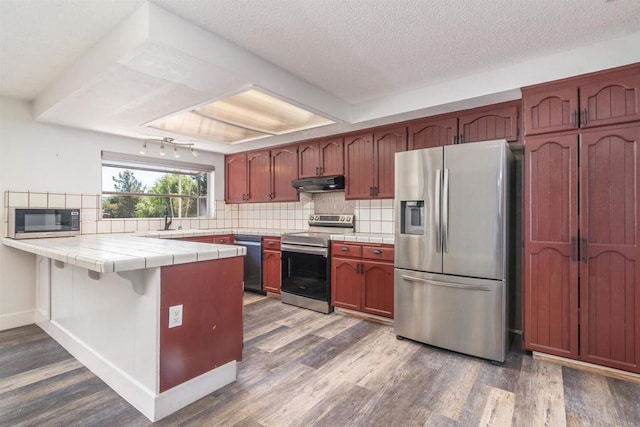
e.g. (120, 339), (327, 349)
(0, 96), (225, 330)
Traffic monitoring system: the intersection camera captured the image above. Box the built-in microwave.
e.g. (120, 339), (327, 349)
(8, 208), (81, 239)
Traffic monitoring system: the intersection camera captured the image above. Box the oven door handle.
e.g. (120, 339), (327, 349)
(281, 244), (329, 258)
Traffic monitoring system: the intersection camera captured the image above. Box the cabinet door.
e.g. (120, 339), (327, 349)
(523, 133), (579, 358)
(374, 127), (407, 199)
(247, 150), (271, 202)
(225, 153), (247, 203)
(362, 261), (394, 318)
(579, 125), (640, 373)
(319, 138), (344, 176)
(579, 65), (640, 129)
(458, 104), (519, 143)
(298, 142), (319, 178)
(408, 117), (457, 149)
(522, 84), (579, 136)
(271, 146), (299, 202)
(262, 250), (281, 294)
(344, 133), (374, 200)
(331, 258), (361, 310)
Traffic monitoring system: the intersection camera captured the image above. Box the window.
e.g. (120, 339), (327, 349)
(101, 151), (214, 219)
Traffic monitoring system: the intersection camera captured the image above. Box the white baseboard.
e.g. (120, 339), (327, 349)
(38, 320), (237, 421)
(0, 309), (34, 331)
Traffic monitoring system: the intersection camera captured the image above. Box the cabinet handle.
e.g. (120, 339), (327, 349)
(453, 135), (458, 144)
(369, 187), (374, 197)
(372, 249), (382, 255)
(571, 237), (577, 261)
(268, 241), (275, 245)
(581, 238), (588, 263)
(374, 186), (379, 197)
(459, 134), (464, 144)
(319, 166), (323, 175)
(572, 110), (578, 127)
(341, 247), (349, 251)
(316, 166), (320, 176)
(582, 108), (588, 126)
(358, 263), (363, 274)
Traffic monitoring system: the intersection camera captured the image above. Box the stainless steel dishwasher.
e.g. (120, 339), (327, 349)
(234, 235), (263, 294)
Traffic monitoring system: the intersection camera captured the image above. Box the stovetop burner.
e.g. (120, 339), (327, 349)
(281, 214), (355, 247)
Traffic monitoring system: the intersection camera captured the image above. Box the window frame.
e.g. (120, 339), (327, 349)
(101, 151), (215, 219)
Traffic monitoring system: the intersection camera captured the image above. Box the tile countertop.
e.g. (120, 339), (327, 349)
(136, 228), (394, 243)
(1, 234), (246, 274)
(329, 233), (395, 244)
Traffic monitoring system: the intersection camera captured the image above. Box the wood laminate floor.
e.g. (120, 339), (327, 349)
(1, 294), (638, 426)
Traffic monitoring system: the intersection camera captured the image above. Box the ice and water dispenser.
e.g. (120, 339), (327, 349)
(400, 201), (425, 235)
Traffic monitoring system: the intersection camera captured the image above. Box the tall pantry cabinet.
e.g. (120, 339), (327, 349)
(522, 63), (640, 373)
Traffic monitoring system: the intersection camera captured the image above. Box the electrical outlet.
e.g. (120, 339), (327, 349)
(168, 304), (183, 328)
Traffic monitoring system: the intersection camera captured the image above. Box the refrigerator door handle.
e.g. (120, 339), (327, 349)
(442, 169), (450, 253)
(435, 169), (442, 253)
(400, 275), (492, 292)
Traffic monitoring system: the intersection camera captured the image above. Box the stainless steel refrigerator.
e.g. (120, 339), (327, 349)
(394, 139), (513, 362)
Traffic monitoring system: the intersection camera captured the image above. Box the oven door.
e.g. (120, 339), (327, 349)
(281, 244), (330, 301)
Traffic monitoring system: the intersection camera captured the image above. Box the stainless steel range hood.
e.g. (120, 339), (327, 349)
(292, 175), (345, 193)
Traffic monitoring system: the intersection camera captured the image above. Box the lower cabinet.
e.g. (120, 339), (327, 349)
(262, 237), (281, 294)
(331, 242), (394, 318)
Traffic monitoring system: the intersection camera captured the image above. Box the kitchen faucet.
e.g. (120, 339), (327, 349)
(163, 206), (173, 230)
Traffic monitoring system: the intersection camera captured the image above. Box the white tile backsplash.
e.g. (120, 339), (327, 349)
(29, 192), (48, 208)
(5, 190), (395, 237)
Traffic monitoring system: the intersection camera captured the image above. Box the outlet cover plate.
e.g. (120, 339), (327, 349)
(168, 304), (183, 328)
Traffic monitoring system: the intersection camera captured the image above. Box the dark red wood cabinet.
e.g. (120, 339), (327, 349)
(175, 234), (234, 244)
(270, 147), (299, 202)
(247, 150), (271, 202)
(522, 63), (640, 136)
(224, 153), (247, 203)
(408, 102), (520, 150)
(298, 138), (344, 178)
(344, 127), (407, 200)
(457, 104), (519, 143)
(330, 242), (394, 318)
(524, 123), (640, 373)
(262, 237), (281, 294)
(523, 133), (580, 359)
(408, 116), (457, 149)
(523, 64), (640, 374)
(225, 147), (299, 203)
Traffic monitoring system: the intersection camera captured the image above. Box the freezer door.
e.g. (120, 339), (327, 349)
(442, 140), (507, 280)
(394, 147), (443, 273)
(394, 268), (507, 362)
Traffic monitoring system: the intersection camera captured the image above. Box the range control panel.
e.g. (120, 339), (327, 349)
(308, 214), (355, 228)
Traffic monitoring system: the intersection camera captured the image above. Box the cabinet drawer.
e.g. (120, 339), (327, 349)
(213, 234), (234, 245)
(362, 246), (394, 262)
(262, 237), (281, 250)
(331, 242), (362, 258)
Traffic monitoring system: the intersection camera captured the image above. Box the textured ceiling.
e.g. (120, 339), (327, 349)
(0, 0), (639, 153)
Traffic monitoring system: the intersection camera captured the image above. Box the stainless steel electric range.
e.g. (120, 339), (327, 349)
(280, 214), (355, 313)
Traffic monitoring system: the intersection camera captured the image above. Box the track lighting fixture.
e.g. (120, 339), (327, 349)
(141, 137), (197, 159)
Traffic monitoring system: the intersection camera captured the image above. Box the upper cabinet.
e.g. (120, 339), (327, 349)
(408, 116), (457, 149)
(523, 63), (640, 136)
(247, 150), (271, 203)
(457, 104), (519, 143)
(270, 146), (299, 202)
(225, 153), (248, 202)
(345, 127), (407, 200)
(408, 102), (520, 150)
(224, 147), (299, 203)
(298, 138), (344, 178)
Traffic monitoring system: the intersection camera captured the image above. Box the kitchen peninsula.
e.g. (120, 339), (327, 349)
(1, 234), (246, 421)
